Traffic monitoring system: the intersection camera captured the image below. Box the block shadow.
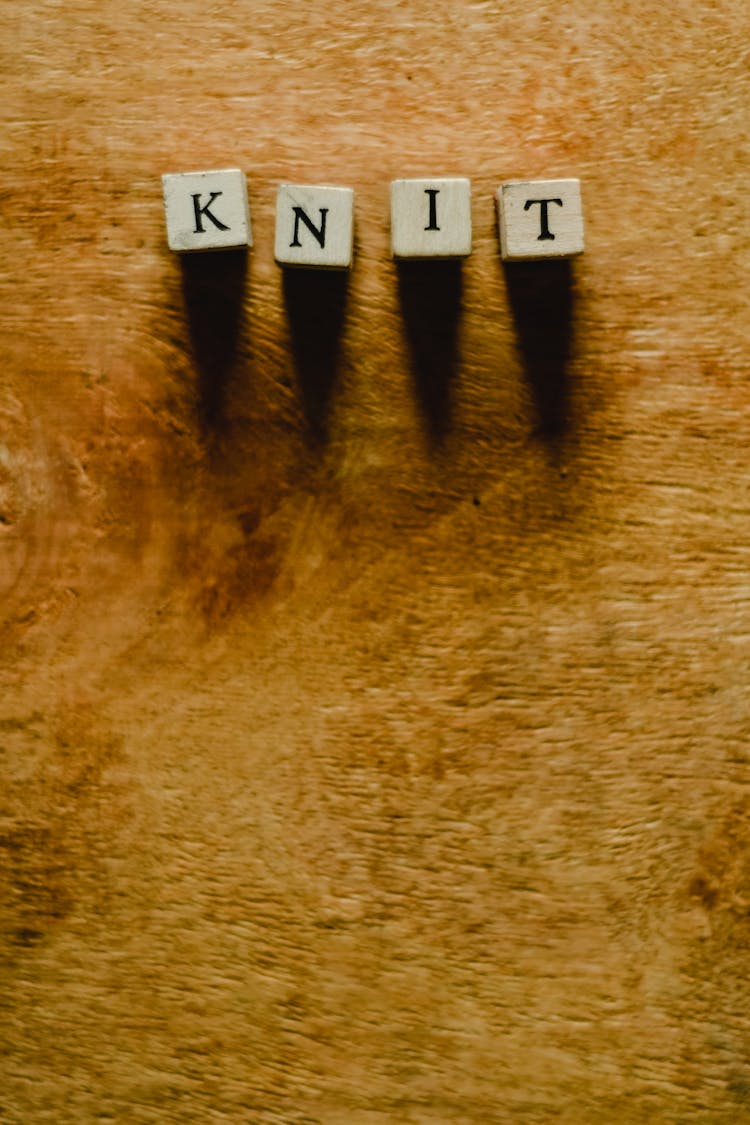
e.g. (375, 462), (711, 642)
(397, 259), (463, 446)
(503, 259), (573, 438)
(282, 268), (349, 444)
(180, 248), (248, 434)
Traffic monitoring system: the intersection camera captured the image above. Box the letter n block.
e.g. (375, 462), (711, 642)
(497, 179), (584, 260)
(390, 177), (472, 258)
(274, 184), (354, 269)
(162, 169), (252, 252)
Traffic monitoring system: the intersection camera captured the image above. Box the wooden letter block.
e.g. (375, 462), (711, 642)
(162, 168), (252, 252)
(497, 178), (584, 260)
(390, 177), (471, 258)
(274, 184), (354, 269)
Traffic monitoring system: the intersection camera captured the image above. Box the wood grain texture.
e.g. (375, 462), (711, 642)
(2, 1), (750, 1121)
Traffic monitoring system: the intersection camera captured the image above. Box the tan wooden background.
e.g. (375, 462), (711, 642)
(2, 1), (750, 1120)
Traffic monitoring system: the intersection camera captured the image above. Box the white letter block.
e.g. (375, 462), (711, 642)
(162, 168), (252, 252)
(497, 178), (584, 260)
(390, 177), (471, 259)
(274, 184), (354, 270)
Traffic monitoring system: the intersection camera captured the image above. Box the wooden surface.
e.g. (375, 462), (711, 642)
(2, 2), (750, 1121)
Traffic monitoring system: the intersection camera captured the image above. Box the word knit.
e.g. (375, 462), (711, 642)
(162, 171), (584, 263)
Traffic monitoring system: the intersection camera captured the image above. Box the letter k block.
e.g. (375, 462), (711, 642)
(162, 168), (252, 252)
(497, 179), (584, 260)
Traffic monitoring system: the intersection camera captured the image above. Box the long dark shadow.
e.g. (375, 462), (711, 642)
(503, 259), (574, 438)
(180, 248), (248, 434)
(397, 259), (463, 447)
(282, 268), (349, 444)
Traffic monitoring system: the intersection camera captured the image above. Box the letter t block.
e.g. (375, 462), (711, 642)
(497, 178), (584, 260)
(162, 168), (252, 252)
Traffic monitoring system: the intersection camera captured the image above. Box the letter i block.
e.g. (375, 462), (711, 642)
(274, 184), (354, 269)
(390, 177), (472, 258)
(162, 168), (252, 252)
(497, 178), (584, 260)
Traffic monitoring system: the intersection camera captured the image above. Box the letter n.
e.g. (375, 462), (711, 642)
(290, 206), (328, 248)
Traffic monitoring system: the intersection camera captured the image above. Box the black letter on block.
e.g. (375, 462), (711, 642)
(290, 207), (328, 249)
(192, 192), (230, 233)
(424, 188), (440, 231)
(524, 197), (563, 241)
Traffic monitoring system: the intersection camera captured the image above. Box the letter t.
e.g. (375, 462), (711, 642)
(523, 197), (563, 241)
